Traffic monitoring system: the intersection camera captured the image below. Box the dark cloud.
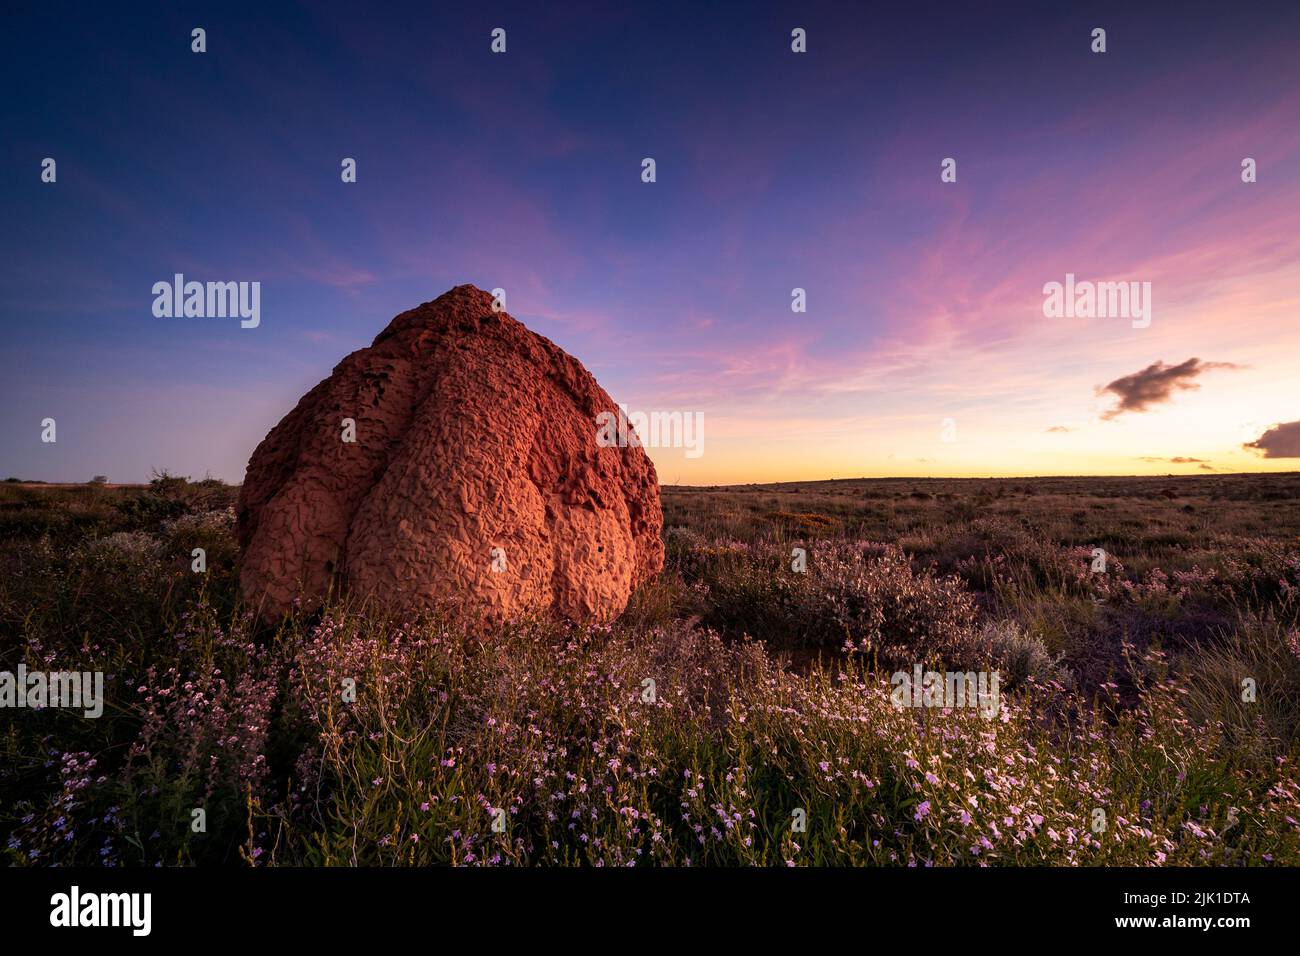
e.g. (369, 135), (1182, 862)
(1137, 456), (1209, 463)
(1099, 358), (1239, 420)
(1244, 420), (1300, 458)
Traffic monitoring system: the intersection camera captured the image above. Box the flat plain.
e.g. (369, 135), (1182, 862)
(2, 472), (1298, 865)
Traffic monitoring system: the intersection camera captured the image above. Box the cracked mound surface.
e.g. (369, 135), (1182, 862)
(236, 285), (663, 622)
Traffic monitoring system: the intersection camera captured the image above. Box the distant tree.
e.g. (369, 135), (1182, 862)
(90, 475), (109, 484)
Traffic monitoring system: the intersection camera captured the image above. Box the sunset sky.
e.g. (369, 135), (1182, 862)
(3, 1), (1299, 485)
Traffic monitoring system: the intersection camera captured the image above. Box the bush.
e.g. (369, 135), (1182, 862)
(692, 541), (990, 670)
(115, 472), (233, 532)
(983, 619), (1068, 688)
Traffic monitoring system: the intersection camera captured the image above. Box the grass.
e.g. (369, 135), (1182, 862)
(2, 472), (1299, 865)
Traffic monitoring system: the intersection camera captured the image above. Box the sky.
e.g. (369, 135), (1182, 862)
(2, 0), (1299, 486)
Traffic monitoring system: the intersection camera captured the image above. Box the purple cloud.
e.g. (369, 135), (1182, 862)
(1099, 358), (1238, 420)
(1244, 421), (1300, 458)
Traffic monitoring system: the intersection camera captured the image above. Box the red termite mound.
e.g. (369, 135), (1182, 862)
(236, 285), (663, 622)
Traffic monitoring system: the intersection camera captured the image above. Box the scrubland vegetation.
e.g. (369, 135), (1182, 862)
(2, 473), (1298, 865)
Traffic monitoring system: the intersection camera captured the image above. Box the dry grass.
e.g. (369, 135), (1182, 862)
(2, 472), (1299, 866)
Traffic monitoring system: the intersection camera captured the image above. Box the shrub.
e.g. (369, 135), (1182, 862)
(694, 541), (990, 670)
(982, 619), (1068, 688)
